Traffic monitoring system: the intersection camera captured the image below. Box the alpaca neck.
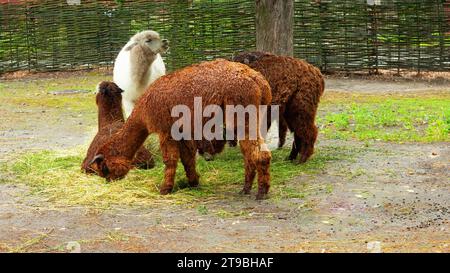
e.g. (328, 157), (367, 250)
(130, 46), (156, 89)
(108, 115), (149, 160)
(98, 104), (124, 128)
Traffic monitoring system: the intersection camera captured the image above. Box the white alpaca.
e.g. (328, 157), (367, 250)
(113, 30), (169, 118)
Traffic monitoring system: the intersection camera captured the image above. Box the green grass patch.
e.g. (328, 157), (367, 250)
(1, 74), (449, 143)
(0, 74), (107, 112)
(318, 93), (450, 142)
(1, 144), (361, 208)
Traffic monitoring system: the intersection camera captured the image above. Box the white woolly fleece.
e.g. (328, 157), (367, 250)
(113, 40), (166, 118)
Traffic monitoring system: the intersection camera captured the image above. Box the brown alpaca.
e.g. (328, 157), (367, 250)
(81, 81), (154, 173)
(231, 51), (325, 163)
(88, 59), (272, 200)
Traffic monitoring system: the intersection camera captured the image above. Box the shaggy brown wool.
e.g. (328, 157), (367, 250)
(89, 60), (272, 199)
(81, 81), (154, 173)
(231, 51), (325, 163)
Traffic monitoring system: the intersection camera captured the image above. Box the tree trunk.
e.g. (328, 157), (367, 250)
(255, 0), (294, 57)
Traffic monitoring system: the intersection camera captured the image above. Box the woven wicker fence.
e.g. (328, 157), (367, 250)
(0, 0), (448, 74)
(0, 0), (256, 73)
(295, 0), (449, 73)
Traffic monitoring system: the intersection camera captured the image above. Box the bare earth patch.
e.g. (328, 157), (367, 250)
(0, 74), (448, 252)
(0, 140), (448, 252)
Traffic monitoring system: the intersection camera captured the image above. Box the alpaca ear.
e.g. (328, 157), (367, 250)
(96, 83), (107, 95)
(94, 82), (101, 94)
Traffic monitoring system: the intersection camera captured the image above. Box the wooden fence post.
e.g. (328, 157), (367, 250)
(255, 0), (294, 56)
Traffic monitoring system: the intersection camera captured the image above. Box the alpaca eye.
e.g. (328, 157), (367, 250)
(146, 39), (152, 43)
(102, 164), (110, 177)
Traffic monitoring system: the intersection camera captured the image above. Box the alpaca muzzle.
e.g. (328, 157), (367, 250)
(161, 39), (169, 51)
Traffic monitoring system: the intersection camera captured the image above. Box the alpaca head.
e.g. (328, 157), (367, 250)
(88, 152), (132, 182)
(126, 30), (169, 55)
(197, 139), (227, 161)
(95, 81), (124, 107)
(232, 51), (272, 65)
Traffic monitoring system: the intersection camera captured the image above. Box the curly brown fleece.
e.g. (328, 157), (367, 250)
(89, 60), (273, 200)
(81, 81), (154, 173)
(232, 51), (325, 163)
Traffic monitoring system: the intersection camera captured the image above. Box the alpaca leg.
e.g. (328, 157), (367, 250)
(298, 124), (318, 163)
(179, 141), (200, 187)
(256, 139), (271, 200)
(278, 117), (288, 149)
(288, 123), (318, 163)
(238, 139), (271, 199)
(284, 94), (318, 163)
(159, 136), (180, 195)
(238, 140), (257, 195)
(262, 105), (272, 140)
(288, 134), (301, 161)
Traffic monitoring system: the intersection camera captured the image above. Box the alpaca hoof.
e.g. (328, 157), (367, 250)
(286, 155), (296, 162)
(255, 193), (268, 200)
(239, 188), (251, 195)
(189, 178), (200, 187)
(299, 153), (311, 164)
(298, 158), (308, 164)
(160, 187), (173, 195)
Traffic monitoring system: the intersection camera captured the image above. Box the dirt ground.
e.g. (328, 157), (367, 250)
(0, 76), (448, 252)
